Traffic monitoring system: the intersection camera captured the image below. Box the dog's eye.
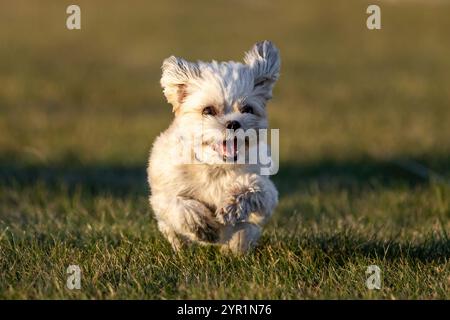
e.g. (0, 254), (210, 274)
(202, 106), (216, 116)
(241, 105), (254, 114)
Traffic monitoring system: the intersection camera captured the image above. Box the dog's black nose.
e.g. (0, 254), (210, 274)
(225, 120), (241, 130)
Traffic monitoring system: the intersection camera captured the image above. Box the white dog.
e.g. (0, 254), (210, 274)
(147, 41), (280, 254)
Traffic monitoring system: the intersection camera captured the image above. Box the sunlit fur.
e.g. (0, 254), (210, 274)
(148, 41), (281, 254)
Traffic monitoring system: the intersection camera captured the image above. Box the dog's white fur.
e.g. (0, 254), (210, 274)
(147, 41), (280, 254)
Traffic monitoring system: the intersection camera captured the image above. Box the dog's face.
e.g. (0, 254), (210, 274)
(160, 41), (280, 164)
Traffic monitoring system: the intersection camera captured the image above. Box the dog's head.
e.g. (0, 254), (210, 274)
(160, 41), (280, 164)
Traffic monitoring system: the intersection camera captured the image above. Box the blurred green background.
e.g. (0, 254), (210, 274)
(0, 0), (449, 299)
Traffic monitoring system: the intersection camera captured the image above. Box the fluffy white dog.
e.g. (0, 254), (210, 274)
(147, 41), (280, 254)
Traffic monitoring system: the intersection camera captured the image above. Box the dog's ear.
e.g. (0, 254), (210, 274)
(160, 56), (201, 113)
(244, 41), (281, 100)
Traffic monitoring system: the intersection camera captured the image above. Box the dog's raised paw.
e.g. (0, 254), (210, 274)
(217, 193), (251, 226)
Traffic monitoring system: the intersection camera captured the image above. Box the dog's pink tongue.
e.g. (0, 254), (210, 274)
(222, 138), (238, 158)
(222, 141), (230, 157)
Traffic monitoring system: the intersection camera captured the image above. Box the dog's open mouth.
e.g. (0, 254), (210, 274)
(212, 137), (239, 162)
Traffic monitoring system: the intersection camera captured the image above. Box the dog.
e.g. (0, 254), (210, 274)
(147, 41), (280, 254)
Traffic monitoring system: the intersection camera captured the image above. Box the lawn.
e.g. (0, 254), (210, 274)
(0, 0), (449, 299)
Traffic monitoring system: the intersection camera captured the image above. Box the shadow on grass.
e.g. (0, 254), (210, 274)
(273, 155), (450, 197)
(0, 160), (147, 198)
(0, 153), (449, 198)
(268, 232), (450, 263)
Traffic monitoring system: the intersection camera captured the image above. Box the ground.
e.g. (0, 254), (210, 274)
(0, 0), (449, 299)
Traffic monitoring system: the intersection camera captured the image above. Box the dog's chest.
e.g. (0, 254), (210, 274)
(181, 165), (236, 208)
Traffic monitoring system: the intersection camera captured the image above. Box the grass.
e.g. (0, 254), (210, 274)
(0, 0), (449, 299)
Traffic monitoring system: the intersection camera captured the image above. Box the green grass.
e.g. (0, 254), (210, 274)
(0, 0), (449, 299)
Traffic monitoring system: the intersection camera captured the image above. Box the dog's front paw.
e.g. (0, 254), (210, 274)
(216, 193), (252, 226)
